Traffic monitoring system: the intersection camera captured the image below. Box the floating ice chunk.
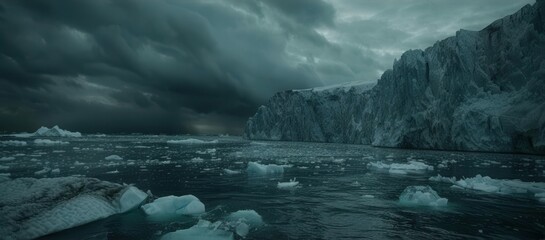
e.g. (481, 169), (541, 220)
(247, 162), (284, 176)
(429, 174), (457, 184)
(106, 170), (119, 174)
(362, 195), (375, 198)
(191, 157), (204, 163)
(0, 173), (10, 183)
(0, 177), (147, 239)
(277, 178), (299, 190)
(167, 139), (219, 144)
(51, 168), (60, 174)
(105, 155), (123, 161)
(0, 140), (27, 146)
(0, 156), (15, 161)
(226, 210), (264, 237)
(118, 186), (148, 213)
(454, 175), (545, 196)
(34, 167), (51, 175)
(34, 139), (69, 146)
(141, 195), (205, 220)
(161, 220), (233, 240)
(399, 186), (448, 207)
(223, 169), (241, 175)
(368, 161), (433, 174)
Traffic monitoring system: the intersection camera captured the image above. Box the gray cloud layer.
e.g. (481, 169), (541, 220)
(0, 0), (534, 134)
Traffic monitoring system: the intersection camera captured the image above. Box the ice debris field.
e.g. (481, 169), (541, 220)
(0, 126), (544, 239)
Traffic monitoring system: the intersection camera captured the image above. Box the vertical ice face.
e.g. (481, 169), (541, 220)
(244, 1), (545, 154)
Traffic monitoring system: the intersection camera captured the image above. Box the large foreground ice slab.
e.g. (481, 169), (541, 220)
(0, 177), (147, 240)
(399, 186), (448, 207)
(141, 195), (205, 221)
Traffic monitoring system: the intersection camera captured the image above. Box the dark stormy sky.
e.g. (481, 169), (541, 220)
(0, 0), (534, 135)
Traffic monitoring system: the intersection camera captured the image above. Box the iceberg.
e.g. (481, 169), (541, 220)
(0, 177), (147, 239)
(141, 195), (205, 221)
(367, 161), (434, 174)
(244, 0), (545, 155)
(399, 186), (448, 207)
(34, 139), (69, 146)
(105, 155), (123, 161)
(247, 162), (285, 176)
(167, 138), (219, 144)
(15, 126), (82, 138)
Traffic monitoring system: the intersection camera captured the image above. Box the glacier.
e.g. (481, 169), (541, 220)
(0, 177), (148, 240)
(245, 0), (545, 154)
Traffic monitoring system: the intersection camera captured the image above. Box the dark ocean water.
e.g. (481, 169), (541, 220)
(1, 135), (544, 239)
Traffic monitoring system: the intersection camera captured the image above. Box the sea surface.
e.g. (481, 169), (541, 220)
(1, 135), (544, 239)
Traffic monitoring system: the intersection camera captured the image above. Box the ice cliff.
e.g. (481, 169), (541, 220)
(245, 1), (545, 154)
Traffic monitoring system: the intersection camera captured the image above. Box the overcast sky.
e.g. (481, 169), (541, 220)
(0, 0), (535, 134)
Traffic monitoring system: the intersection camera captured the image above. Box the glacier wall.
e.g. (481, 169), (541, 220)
(245, 0), (545, 154)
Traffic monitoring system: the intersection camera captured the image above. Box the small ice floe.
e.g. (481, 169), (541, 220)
(332, 158), (345, 164)
(226, 210), (264, 237)
(167, 139), (218, 144)
(362, 195), (375, 198)
(160, 220), (233, 240)
(0, 156), (15, 161)
(368, 161), (434, 174)
(34, 167), (51, 175)
(0, 140), (27, 146)
(105, 155), (123, 161)
(452, 174), (545, 203)
(106, 170), (120, 174)
(429, 174), (457, 184)
(223, 169), (241, 175)
(34, 139), (69, 146)
(161, 210), (264, 239)
(277, 178), (299, 190)
(74, 161), (85, 166)
(247, 162), (286, 176)
(399, 186), (448, 207)
(141, 195), (205, 221)
(51, 168), (60, 174)
(191, 157), (204, 163)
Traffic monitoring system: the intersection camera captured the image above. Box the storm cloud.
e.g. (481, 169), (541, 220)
(0, 0), (534, 134)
